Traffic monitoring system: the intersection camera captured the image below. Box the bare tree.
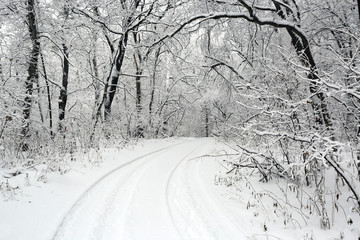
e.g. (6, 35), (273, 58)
(58, 2), (70, 132)
(21, 0), (40, 150)
(103, 0), (142, 122)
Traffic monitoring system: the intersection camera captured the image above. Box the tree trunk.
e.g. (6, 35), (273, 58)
(40, 51), (54, 138)
(0, 61), (3, 80)
(133, 32), (144, 137)
(273, 1), (333, 130)
(58, 43), (69, 132)
(149, 47), (161, 126)
(135, 62), (142, 114)
(91, 9), (101, 120)
(205, 106), (209, 137)
(36, 77), (44, 123)
(58, 3), (70, 132)
(103, 0), (141, 122)
(104, 32), (129, 121)
(92, 41), (100, 119)
(135, 68), (143, 137)
(21, 0), (40, 150)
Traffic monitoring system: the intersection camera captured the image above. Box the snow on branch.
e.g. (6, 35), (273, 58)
(72, 8), (124, 36)
(147, 8), (310, 59)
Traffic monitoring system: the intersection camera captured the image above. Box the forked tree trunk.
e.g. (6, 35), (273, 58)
(103, 0), (141, 123)
(104, 32), (129, 121)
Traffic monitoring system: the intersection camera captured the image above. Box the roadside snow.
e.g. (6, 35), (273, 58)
(1, 138), (359, 240)
(0, 138), (187, 240)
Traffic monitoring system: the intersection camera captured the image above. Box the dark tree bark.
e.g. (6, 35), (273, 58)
(21, 0), (40, 150)
(103, 0), (141, 122)
(205, 106), (209, 137)
(58, 4), (70, 132)
(104, 32), (129, 121)
(35, 76), (44, 124)
(58, 43), (69, 132)
(134, 53), (142, 115)
(133, 31), (144, 137)
(272, 0), (332, 130)
(0, 62), (2, 80)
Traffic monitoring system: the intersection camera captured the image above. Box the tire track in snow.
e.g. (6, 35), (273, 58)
(167, 139), (245, 240)
(165, 140), (206, 240)
(90, 157), (154, 240)
(100, 151), (164, 240)
(51, 141), (188, 240)
(166, 140), (220, 240)
(184, 148), (246, 239)
(120, 140), (204, 240)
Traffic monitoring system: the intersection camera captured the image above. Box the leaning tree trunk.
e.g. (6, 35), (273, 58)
(104, 32), (129, 121)
(273, 1), (333, 130)
(40, 51), (54, 138)
(103, 0), (141, 123)
(21, 0), (40, 151)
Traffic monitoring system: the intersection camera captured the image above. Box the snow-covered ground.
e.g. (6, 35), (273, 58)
(0, 138), (359, 240)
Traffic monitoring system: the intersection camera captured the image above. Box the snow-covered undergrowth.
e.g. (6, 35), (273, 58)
(213, 140), (360, 239)
(0, 138), (185, 240)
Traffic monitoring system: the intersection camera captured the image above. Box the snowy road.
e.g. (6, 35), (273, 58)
(2, 138), (359, 240)
(52, 138), (243, 240)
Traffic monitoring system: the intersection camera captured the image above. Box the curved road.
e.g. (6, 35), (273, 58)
(52, 138), (243, 240)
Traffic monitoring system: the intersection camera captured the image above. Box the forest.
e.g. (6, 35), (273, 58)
(1, 0), (360, 237)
